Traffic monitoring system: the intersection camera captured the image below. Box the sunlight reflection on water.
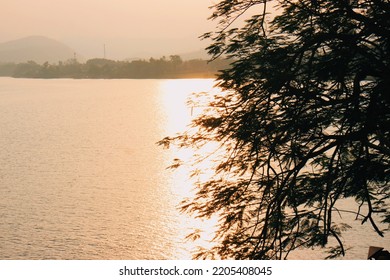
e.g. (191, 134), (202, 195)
(0, 78), (388, 260)
(159, 79), (220, 258)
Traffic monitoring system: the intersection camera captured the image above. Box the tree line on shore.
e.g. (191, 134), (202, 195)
(0, 55), (231, 79)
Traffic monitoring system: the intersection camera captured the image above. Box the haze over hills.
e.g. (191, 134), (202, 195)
(0, 36), (211, 65)
(0, 35), (229, 79)
(0, 36), (81, 64)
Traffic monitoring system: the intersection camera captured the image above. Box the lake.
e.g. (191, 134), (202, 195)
(0, 77), (388, 259)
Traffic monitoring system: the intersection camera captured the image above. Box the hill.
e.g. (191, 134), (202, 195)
(0, 36), (79, 64)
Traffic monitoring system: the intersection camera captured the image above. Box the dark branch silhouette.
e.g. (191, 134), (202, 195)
(159, 0), (390, 259)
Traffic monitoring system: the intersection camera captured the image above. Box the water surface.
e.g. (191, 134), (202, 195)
(0, 78), (388, 259)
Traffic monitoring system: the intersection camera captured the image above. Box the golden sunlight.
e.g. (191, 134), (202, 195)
(158, 79), (220, 258)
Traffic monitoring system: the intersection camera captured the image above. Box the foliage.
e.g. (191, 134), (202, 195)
(0, 56), (231, 79)
(159, 0), (390, 259)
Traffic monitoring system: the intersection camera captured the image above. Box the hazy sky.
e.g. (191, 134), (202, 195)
(2, 0), (217, 59)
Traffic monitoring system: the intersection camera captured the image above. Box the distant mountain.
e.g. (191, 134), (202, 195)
(0, 36), (80, 64)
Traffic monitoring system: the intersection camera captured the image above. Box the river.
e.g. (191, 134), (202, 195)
(0, 78), (388, 259)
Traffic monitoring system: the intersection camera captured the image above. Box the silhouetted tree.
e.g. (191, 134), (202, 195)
(159, 0), (390, 259)
(13, 61), (42, 78)
(0, 63), (16, 76)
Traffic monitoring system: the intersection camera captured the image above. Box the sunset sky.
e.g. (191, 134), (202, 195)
(2, 0), (217, 59)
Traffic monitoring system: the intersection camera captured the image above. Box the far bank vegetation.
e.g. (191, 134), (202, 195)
(0, 55), (231, 79)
